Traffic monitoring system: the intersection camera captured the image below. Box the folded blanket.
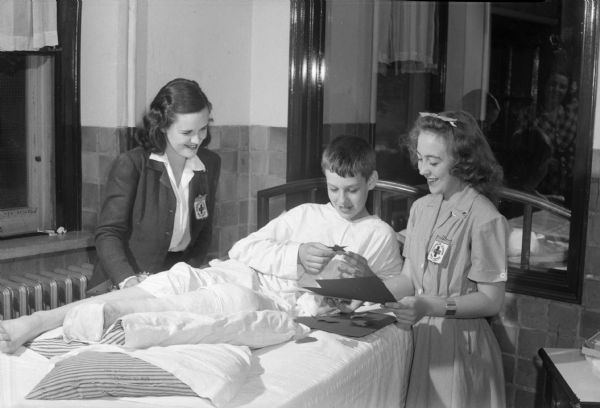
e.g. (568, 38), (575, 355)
(63, 282), (279, 342)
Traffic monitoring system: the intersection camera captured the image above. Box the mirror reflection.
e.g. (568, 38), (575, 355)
(322, 1), (578, 276)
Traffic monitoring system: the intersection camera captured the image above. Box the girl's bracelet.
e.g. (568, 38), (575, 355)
(444, 298), (457, 316)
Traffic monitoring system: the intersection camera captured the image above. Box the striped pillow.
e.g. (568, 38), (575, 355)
(25, 320), (126, 359)
(25, 337), (87, 359)
(25, 350), (197, 399)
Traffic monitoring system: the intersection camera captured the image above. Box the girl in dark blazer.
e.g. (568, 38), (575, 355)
(88, 78), (221, 293)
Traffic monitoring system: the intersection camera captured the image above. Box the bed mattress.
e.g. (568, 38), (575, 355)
(1, 323), (412, 408)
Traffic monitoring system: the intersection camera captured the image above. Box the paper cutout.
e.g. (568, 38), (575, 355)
(295, 312), (396, 337)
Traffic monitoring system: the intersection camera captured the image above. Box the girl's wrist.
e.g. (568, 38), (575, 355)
(425, 296), (447, 317)
(419, 296), (438, 317)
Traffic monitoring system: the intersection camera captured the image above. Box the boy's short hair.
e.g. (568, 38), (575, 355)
(321, 135), (376, 180)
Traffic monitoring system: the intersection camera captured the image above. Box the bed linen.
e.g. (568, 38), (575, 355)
(1, 322), (413, 408)
(507, 209), (570, 269)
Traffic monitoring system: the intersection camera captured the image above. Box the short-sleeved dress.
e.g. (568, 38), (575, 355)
(403, 186), (508, 408)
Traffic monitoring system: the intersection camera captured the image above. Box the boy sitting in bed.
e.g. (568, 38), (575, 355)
(0, 135), (405, 352)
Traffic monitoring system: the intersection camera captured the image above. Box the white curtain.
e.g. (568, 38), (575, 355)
(0, 0), (58, 51)
(378, 1), (437, 74)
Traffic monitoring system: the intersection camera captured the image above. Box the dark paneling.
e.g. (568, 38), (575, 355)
(287, 0), (326, 181)
(55, 0), (82, 231)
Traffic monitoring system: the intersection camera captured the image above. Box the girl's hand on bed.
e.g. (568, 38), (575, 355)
(298, 243), (335, 275)
(121, 273), (149, 289)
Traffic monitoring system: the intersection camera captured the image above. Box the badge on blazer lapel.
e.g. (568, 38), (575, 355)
(427, 235), (451, 265)
(194, 194), (208, 220)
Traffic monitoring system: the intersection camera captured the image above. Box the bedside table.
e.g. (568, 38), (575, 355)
(538, 348), (600, 407)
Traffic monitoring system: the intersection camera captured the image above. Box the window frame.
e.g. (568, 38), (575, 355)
(287, 0), (597, 303)
(0, 54), (54, 236)
(0, 0), (82, 236)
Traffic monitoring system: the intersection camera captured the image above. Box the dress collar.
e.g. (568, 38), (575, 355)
(429, 185), (480, 218)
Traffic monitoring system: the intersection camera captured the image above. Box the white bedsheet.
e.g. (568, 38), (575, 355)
(1, 323), (412, 408)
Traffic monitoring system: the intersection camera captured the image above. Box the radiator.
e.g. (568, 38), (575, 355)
(0, 263), (93, 320)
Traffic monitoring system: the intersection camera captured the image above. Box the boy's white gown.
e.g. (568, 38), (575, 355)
(137, 202), (403, 316)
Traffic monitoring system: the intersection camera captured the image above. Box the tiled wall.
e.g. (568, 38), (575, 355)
(81, 126), (131, 232)
(80, 124), (287, 260)
(208, 125), (287, 257)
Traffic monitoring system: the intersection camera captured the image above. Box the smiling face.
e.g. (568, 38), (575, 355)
(324, 169), (376, 221)
(544, 73), (569, 109)
(416, 130), (465, 199)
(165, 108), (210, 161)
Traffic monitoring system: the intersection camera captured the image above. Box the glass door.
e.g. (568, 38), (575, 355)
(288, 0), (596, 302)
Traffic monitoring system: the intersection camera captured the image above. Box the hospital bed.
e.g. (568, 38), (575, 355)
(0, 178), (570, 408)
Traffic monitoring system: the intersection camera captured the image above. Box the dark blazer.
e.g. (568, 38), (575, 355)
(89, 146), (221, 288)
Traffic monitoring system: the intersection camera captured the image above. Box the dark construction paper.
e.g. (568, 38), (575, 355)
(295, 312), (396, 337)
(302, 276), (396, 304)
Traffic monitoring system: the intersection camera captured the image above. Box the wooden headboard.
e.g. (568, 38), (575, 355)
(257, 178), (571, 271)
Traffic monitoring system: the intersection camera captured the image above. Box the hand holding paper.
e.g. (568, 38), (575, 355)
(298, 242), (336, 275)
(301, 251), (395, 303)
(384, 296), (431, 325)
(337, 252), (378, 278)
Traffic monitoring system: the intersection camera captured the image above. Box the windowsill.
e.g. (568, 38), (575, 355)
(0, 231), (94, 261)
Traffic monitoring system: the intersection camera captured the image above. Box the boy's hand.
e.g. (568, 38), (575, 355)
(336, 252), (377, 278)
(298, 242), (335, 275)
(329, 298), (364, 313)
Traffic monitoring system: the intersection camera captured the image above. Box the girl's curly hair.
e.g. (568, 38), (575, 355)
(136, 78), (212, 153)
(407, 110), (504, 202)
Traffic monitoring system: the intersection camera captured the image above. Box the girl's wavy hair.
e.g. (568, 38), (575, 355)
(136, 78), (212, 153)
(407, 110), (504, 202)
(321, 135), (376, 180)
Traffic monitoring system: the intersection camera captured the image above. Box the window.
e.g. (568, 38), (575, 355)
(288, 0), (597, 302)
(0, 54), (55, 236)
(0, 0), (81, 238)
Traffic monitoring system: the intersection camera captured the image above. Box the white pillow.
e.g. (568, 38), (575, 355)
(62, 302), (105, 342)
(508, 228), (542, 257)
(121, 309), (310, 349)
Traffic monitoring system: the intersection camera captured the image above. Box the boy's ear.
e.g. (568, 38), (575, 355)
(367, 170), (379, 190)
